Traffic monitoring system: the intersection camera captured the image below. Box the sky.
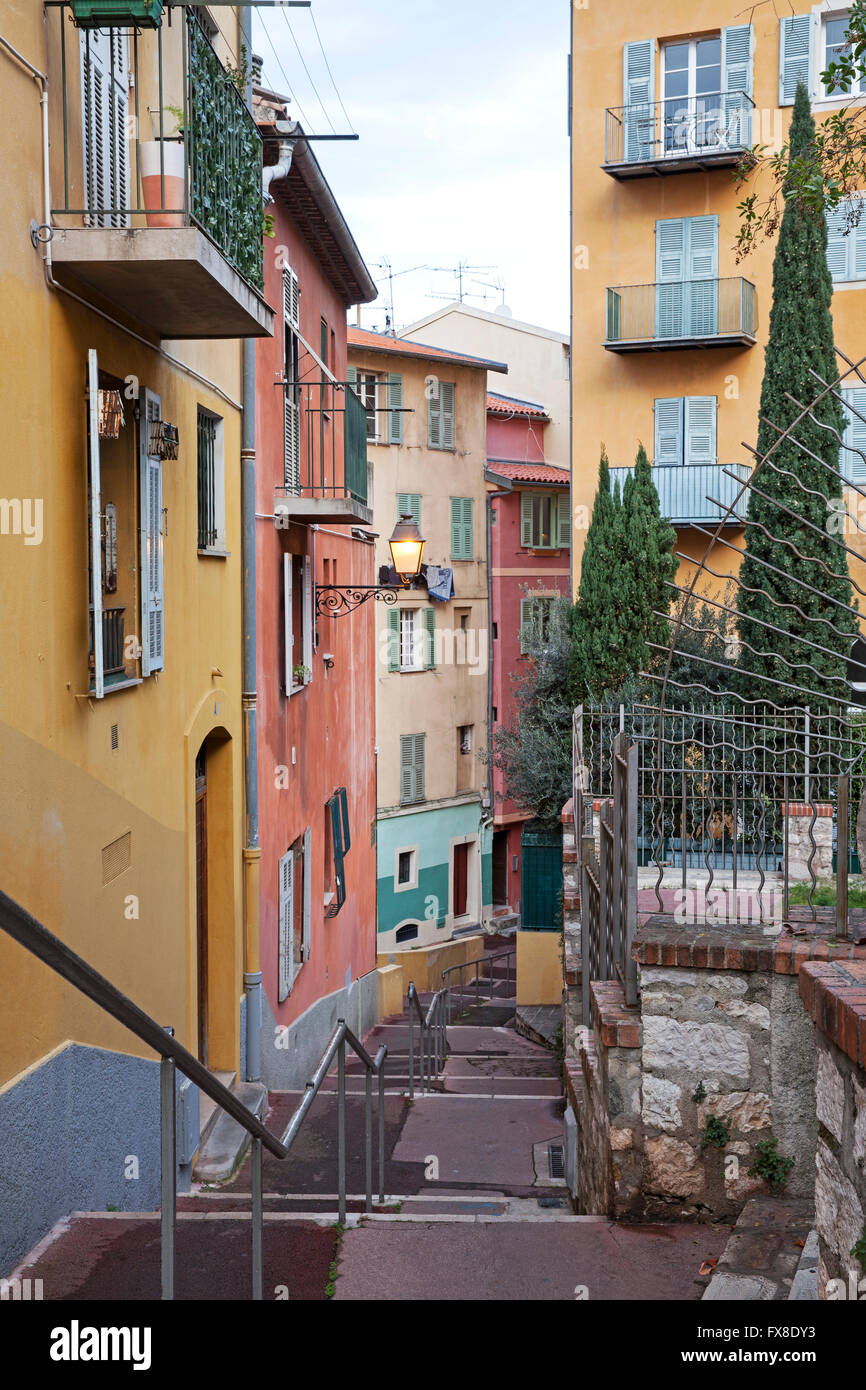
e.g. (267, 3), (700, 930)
(250, 0), (570, 335)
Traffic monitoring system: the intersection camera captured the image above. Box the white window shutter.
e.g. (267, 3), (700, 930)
(779, 14), (813, 106)
(685, 397), (717, 465)
(428, 386), (441, 448)
(283, 551), (294, 693)
(139, 387), (164, 675)
(303, 554), (313, 678)
(278, 850), (294, 1002)
(842, 389), (866, 485)
(654, 398), (685, 466)
(80, 29), (129, 228)
(622, 40), (655, 162)
(282, 265), (300, 330)
(87, 350), (104, 699)
(284, 388), (300, 494)
(854, 204), (866, 279)
(302, 827), (312, 961)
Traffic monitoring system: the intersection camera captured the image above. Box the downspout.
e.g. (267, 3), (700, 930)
(241, 5), (262, 1084)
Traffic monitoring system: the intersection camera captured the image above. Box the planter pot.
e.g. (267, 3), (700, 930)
(139, 141), (185, 228)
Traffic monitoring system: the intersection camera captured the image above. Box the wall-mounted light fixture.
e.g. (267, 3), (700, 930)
(315, 515), (426, 618)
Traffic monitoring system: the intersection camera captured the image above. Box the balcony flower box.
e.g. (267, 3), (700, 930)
(71, 1), (164, 26)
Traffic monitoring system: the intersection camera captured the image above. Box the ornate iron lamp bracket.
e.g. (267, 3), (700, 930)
(315, 585), (405, 618)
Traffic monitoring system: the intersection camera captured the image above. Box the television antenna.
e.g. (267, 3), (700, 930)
(427, 260), (496, 305)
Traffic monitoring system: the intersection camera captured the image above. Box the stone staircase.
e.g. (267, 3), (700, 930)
(9, 962), (730, 1301)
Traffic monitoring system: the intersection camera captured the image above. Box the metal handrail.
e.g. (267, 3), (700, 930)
(0, 886), (387, 1301)
(406, 982), (448, 1098)
(441, 946), (517, 1024)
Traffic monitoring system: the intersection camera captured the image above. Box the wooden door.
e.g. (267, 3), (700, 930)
(453, 842), (470, 920)
(195, 747), (209, 1067)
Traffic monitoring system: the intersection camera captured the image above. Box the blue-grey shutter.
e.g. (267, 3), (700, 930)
(346, 364), (357, 386)
(721, 25), (753, 146)
(842, 389), (866, 484)
(388, 373), (403, 445)
(684, 397), (717, 465)
(440, 382), (455, 448)
(414, 734), (426, 802)
(622, 40), (655, 162)
(779, 14), (814, 106)
(855, 205), (866, 279)
(826, 202), (851, 281)
(686, 215), (718, 335)
(140, 386), (164, 675)
(656, 218), (685, 340)
(654, 398), (684, 466)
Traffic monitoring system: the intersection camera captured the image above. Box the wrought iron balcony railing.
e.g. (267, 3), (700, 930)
(604, 278), (757, 351)
(50, 4), (264, 292)
(609, 462), (752, 527)
(603, 91), (755, 175)
(275, 380), (371, 526)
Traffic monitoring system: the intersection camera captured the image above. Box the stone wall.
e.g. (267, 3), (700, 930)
(561, 800), (582, 1054)
(573, 921), (866, 1222)
(799, 959), (866, 1299)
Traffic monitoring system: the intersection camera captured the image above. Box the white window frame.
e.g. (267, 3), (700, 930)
(394, 845), (419, 894)
(661, 36), (724, 155)
(358, 371), (383, 443)
(820, 9), (863, 100)
(278, 829), (311, 1002)
(284, 551), (314, 695)
(400, 607), (425, 672)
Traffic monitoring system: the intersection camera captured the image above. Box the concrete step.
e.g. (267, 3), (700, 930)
(702, 1196), (815, 1301)
(193, 1082), (267, 1184)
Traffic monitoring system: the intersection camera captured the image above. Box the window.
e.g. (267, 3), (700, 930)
(662, 38), (721, 151)
(841, 388), (866, 484)
(395, 847), (418, 892)
(358, 372), (381, 441)
(388, 607), (435, 672)
(347, 368), (403, 444)
(623, 28), (752, 161)
(396, 924), (419, 944)
(86, 350), (163, 697)
(655, 216), (719, 338)
(397, 493), (421, 526)
(823, 12), (861, 98)
(283, 551), (313, 694)
(459, 726), (473, 754)
(654, 396), (717, 466)
(283, 266), (301, 493)
(325, 788), (350, 918)
(520, 596), (556, 655)
(197, 408), (225, 553)
(826, 198), (866, 282)
(520, 492), (571, 550)
(450, 497), (474, 560)
(278, 829), (311, 1002)
(428, 381), (455, 449)
(400, 734), (426, 806)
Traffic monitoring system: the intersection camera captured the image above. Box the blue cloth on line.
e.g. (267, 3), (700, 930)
(426, 565), (455, 602)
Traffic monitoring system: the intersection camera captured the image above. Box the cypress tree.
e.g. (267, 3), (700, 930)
(620, 444), (678, 677)
(569, 452), (628, 701)
(735, 80), (855, 706)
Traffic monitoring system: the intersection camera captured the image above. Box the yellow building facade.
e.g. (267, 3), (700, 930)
(570, 2), (866, 607)
(0, 3), (273, 1272)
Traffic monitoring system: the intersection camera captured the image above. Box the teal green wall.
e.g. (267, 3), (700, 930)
(377, 801), (492, 937)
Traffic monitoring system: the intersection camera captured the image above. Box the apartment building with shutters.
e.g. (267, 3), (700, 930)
(347, 328), (504, 951)
(253, 86), (380, 1084)
(485, 395), (571, 921)
(0, 4), (274, 1274)
(570, 2), (866, 600)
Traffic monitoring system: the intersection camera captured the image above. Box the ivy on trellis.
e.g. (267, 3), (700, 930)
(187, 15), (264, 291)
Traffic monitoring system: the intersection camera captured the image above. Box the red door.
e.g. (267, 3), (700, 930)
(453, 842), (470, 919)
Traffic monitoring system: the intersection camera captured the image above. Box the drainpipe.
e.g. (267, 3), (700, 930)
(241, 5), (262, 1084)
(262, 126), (297, 203)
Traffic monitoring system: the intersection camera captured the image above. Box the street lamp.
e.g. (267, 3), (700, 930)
(315, 515), (427, 618)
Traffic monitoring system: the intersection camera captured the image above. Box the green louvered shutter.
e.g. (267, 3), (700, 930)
(450, 497), (473, 560)
(414, 734), (425, 802)
(428, 388), (441, 448)
(519, 599), (531, 654)
(347, 364), (357, 387)
(842, 389), (866, 484)
(520, 493), (533, 547)
(654, 397), (684, 465)
(557, 497), (571, 549)
(685, 397), (717, 465)
(388, 373), (403, 445)
(424, 608), (436, 669)
(779, 14), (813, 106)
(622, 40), (655, 162)
(387, 608), (400, 671)
(397, 493), (421, 525)
(440, 383), (455, 449)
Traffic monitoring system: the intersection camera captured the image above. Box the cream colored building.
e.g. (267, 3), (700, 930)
(401, 303), (571, 470)
(347, 328), (505, 950)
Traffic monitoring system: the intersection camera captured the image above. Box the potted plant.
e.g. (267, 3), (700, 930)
(139, 106), (185, 228)
(292, 664), (311, 689)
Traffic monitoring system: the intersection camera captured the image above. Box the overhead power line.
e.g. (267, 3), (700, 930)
(256, 12), (313, 129)
(309, 9), (356, 135)
(280, 8), (336, 135)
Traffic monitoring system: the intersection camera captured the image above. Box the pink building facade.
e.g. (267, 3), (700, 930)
(487, 394), (571, 918)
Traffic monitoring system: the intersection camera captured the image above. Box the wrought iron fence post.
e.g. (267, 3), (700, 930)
(837, 774), (850, 942)
(337, 1030), (346, 1224)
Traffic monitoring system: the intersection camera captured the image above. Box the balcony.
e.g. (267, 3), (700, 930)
(48, 6), (273, 340)
(609, 463), (751, 527)
(604, 278), (756, 352)
(275, 380), (373, 528)
(603, 92), (754, 178)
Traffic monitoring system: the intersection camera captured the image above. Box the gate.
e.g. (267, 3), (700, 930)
(520, 825), (563, 931)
